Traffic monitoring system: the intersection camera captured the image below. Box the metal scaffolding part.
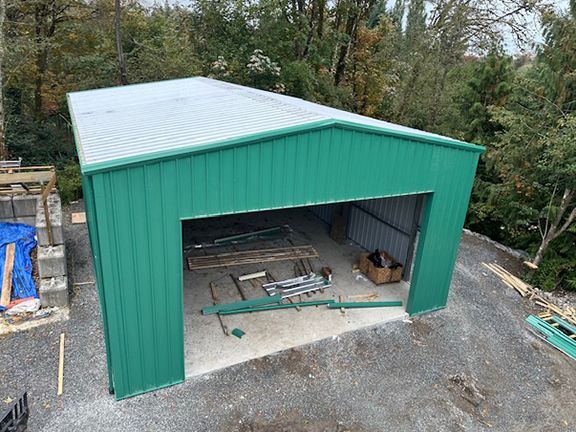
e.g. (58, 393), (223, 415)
(263, 274), (332, 298)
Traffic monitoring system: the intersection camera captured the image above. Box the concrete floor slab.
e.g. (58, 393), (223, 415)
(182, 208), (409, 377)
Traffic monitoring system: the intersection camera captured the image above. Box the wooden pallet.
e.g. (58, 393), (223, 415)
(188, 245), (319, 270)
(0, 166), (56, 195)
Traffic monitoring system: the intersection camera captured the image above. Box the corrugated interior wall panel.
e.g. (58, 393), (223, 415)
(348, 195), (422, 268)
(86, 124), (480, 399)
(348, 206), (410, 264)
(312, 195), (423, 275)
(311, 203), (338, 224)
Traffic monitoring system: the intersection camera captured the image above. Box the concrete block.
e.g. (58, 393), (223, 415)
(36, 193), (64, 245)
(0, 196), (14, 218)
(39, 276), (68, 307)
(13, 195), (38, 217)
(38, 245), (67, 278)
(15, 216), (36, 227)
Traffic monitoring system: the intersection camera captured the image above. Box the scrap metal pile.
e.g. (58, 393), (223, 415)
(263, 273), (331, 299)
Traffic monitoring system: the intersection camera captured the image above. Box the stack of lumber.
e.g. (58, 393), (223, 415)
(482, 262), (531, 297)
(482, 262), (576, 327)
(188, 246), (318, 270)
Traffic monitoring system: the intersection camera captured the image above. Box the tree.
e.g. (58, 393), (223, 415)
(522, 0), (576, 267)
(404, 0), (425, 51)
(348, 18), (398, 115)
(332, 0), (376, 86)
(462, 54), (512, 144)
(0, 0), (5, 158)
(115, 0), (128, 85)
(490, 75), (576, 268)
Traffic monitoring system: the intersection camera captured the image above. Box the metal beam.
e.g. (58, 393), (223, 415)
(218, 300), (335, 315)
(201, 294), (282, 315)
(328, 301), (403, 309)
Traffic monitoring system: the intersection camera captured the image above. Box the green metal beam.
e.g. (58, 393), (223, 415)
(551, 316), (576, 335)
(526, 315), (576, 360)
(202, 294), (282, 315)
(328, 301), (403, 309)
(218, 299), (335, 315)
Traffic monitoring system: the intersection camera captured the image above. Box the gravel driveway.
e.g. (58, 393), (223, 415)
(1, 202), (574, 431)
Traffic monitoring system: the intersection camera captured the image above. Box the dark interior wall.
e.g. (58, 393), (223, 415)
(311, 194), (425, 280)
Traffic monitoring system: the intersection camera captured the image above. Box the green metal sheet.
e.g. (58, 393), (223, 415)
(80, 123), (481, 399)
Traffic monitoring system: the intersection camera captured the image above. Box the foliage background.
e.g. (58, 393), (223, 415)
(3, 0), (575, 291)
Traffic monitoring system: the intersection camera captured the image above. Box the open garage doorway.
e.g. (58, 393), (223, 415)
(181, 194), (426, 377)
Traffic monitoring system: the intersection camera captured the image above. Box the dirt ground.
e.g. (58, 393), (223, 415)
(0, 201), (575, 432)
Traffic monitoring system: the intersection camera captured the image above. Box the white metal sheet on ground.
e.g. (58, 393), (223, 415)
(68, 77), (460, 166)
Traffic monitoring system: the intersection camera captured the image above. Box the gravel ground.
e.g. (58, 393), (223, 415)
(1, 201), (575, 432)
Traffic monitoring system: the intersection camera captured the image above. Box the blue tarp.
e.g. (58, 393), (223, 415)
(0, 222), (38, 311)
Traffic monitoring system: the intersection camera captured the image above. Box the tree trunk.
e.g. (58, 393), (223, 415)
(34, 4), (46, 118)
(302, 0), (318, 59)
(532, 188), (575, 267)
(33, 1), (58, 119)
(115, 0), (128, 86)
(333, 9), (358, 86)
(532, 239), (548, 267)
(0, 0), (5, 158)
(317, 0), (325, 37)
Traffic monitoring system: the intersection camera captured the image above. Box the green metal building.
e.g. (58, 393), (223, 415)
(67, 77), (484, 399)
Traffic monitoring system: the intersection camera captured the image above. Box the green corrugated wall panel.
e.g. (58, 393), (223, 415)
(81, 175), (114, 392)
(83, 123), (480, 399)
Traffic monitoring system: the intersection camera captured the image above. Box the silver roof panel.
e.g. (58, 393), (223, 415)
(67, 77), (459, 166)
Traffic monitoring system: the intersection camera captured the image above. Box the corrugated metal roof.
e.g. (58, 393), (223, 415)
(68, 77), (464, 166)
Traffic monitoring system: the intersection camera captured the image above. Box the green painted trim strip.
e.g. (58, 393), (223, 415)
(328, 301), (403, 309)
(526, 315), (576, 360)
(333, 120), (485, 153)
(551, 316), (576, 335)
(67, 93), (87, 168)
(218, 299), (335, 315)
(202, 294), (282, 315)
(77, 118), (484, 175)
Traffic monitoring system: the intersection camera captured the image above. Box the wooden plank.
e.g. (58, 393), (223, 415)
(188, 246), (319, 270)
(0, 165), (53, 172)
(41, 172), (58, 202)
(42, 199), (54, 246)
(189, 245), (318, 260)
(230, 274), (248, 301)
(210, 282), (229, 336)
(0, 171), (54, 185)
(0, 243), (16, 307)
(71, 212), (87, 224)
(57, 333), (65, 396)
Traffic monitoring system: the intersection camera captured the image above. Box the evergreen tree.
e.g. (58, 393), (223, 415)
(404, 0), (425, 51)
